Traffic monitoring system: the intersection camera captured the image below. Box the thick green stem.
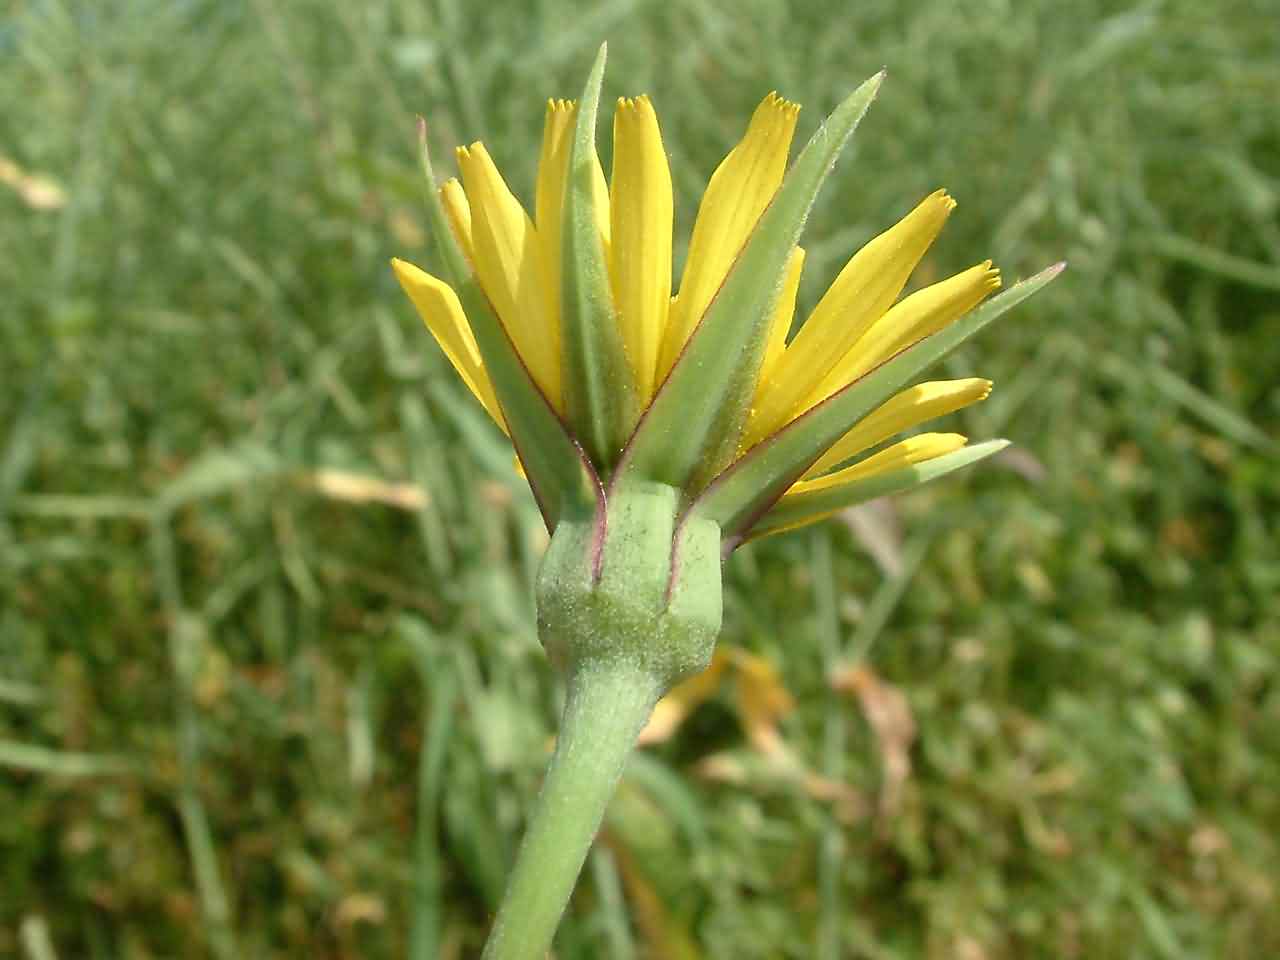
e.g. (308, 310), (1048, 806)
(481, 659), (662, 960)
(485, 482), (722, 955)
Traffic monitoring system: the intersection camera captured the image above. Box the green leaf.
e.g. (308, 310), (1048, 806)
(696, 263), (1065, 539)
(157, 442), (282, 512)
(415, 120), (599, 529)
(561, 43), (637, 472)
(618, 72), (885, 496)
(0, 740), (137, 777)
(745, 439), (1010, 542)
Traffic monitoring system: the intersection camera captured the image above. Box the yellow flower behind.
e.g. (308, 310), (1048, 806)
(392, 89), (1004, 535)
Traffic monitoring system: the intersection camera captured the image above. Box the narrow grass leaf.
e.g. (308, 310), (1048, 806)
(0, 680), (43, 707)
(0, 741), (137, 777)
(157, 443), (282, 513)
(19, 916), (58, 960)
(1145, 363), (1274, 451)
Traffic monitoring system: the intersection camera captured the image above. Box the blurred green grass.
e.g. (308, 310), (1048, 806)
(2, 0), (1278, 957)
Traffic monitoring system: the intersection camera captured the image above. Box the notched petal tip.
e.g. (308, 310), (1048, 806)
(924, 188), (957, 223)
(929, 187), (957, 214)
(615, 94), (656, 118)
(456, 141), (495, 169)
(762, 90), (802, 116)
(980, 261), (1002, 291)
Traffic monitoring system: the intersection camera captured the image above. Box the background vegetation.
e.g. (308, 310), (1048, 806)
(2, 0), (1277, 957)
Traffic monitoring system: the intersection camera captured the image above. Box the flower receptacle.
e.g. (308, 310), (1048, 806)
(536, 482), (722, 691)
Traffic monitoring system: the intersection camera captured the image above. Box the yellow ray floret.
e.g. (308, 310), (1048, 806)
(534, 100), (612, 335)
(456, 142), (562, 410)
(390, 258), (506, 432)
(657, 92), (801, 380)
(610, 95), (674, 401)
(762, 433), (971, 538)
(787, 432), (969, 498)
(746, 190), (956, 445)
(535, 100), (576, 334)
(804, 378), (991, 478)
(811, 261), (1001, 407)
(439, 178), (474, 263)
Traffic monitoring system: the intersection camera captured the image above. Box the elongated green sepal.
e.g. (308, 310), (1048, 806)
(618, 72), (885, 495)
(745, 439), (1009, 543)
(415, 120), (599, 530)
(561, 43), (638, 472)
(696, 263), (1065, 539)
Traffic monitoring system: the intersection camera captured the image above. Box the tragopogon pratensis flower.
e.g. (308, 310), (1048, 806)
(392, 48), (1060, 960)
(393, 71), (1060, 553)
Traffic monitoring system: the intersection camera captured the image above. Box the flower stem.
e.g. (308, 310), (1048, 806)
(481, 658), (662, 960)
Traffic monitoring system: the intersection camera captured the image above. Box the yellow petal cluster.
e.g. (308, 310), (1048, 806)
(393, 90), (1002, 535)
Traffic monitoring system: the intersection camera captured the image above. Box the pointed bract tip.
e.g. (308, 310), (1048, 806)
(586, 41), (608, 78)
(851, 69), (886, 106)
(580, 43), (609, 98)
(415, 117), (437, 180)
(1051, 260), (1068, 274)
(845, 70), (886, 102)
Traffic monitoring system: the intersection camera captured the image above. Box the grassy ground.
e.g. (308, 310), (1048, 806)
(3, 0), (1278, 957)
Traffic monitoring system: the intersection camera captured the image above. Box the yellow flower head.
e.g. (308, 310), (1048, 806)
(393, 49), (1061, 547)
